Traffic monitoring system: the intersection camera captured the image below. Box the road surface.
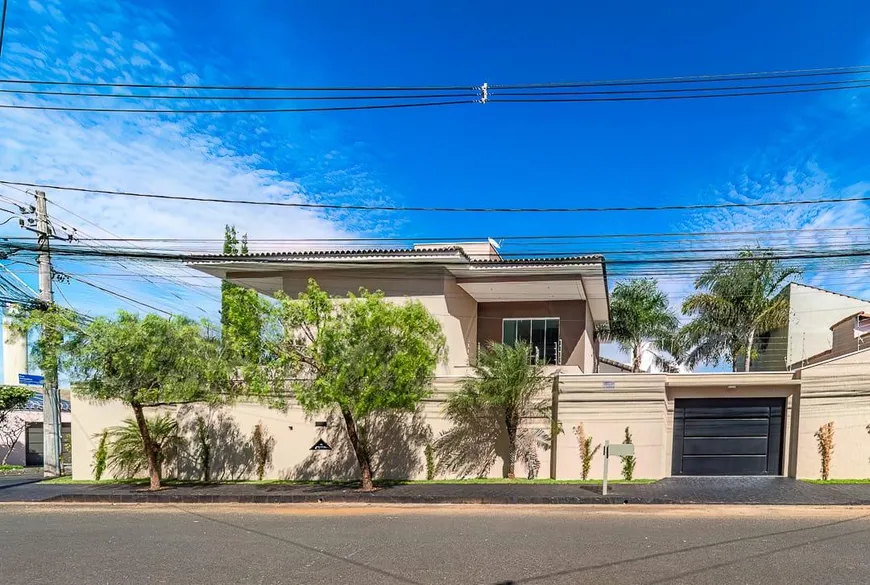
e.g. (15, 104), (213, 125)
(2, 503), (869, 584)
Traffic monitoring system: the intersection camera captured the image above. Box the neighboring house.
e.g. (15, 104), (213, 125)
(66, 242), (870, 481)
(1, 391), (72, 467)
(751, 283), (870, 371)
(189, 241), (611, 374)
(597, 356), (632, 373)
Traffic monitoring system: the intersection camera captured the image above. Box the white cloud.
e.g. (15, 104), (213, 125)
(0, 0), (390, 319)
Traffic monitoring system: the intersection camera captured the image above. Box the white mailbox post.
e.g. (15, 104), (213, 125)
(602, 440), (635, 495)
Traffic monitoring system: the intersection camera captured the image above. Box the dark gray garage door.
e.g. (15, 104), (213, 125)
(25, 423), (72, 467)
(672, 398), (784, 476)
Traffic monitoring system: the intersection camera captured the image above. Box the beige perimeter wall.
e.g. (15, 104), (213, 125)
(795, 352), (870, 479)
(71, 357), (870, 481)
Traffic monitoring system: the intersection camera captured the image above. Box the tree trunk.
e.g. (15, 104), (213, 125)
(505, 410), (518, 479)
(632, 345), (641, 372)
(744, 329), (755, 372)
(131, 402), (161, 490)
(340, 406), (374, 491)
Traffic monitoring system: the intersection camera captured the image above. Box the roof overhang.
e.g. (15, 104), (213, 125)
(186, 248), (610, 322)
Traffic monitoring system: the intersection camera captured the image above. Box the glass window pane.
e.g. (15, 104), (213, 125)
(531, 319), (546, 363)
(516, 319), (532, 345)
(545, 319), (559, 364)
(502, 320), (517, 345)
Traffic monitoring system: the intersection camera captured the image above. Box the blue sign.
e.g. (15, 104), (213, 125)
(18, 373), (45, 386)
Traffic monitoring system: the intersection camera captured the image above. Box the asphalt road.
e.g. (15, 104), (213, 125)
(2, 504), (870, 585)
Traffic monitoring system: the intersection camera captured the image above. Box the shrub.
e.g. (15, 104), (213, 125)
(93, 430), (109, 480)
(621, 426), (637, 481)
(425, 443), (435, 481)
(574, 424), (601, 480)
(106, 415), (181, 480)
(195, 415), (211, 482)
(815, 422), (835, 480)
(252, 423), (275, 481)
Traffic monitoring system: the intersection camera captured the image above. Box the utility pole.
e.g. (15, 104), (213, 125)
(35, 189), (62, 477)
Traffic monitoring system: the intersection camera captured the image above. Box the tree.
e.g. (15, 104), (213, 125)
(445, 342), (554, 479)
(265, 279), (446, 491)
(68, 312), (240, 489)
(597, 279), (680, 372)
(105, 415), (182, 480)
(221, 225), (264, 361)
(0, 385), (33, 428)
(8, 304), (82, 399)
(680, 250), (800, 371)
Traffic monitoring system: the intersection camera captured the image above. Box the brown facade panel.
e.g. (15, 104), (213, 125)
(477, 300), (586, 367)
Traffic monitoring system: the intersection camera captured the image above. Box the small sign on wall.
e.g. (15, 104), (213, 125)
(310, 439), (332, 451)
(602, 380), (615, 391)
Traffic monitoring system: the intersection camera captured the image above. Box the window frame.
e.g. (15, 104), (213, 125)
(501, 317), (561, 365)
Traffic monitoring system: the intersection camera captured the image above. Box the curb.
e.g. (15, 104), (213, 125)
(45, 493), (673, 505)
(38, 492), (870, 505)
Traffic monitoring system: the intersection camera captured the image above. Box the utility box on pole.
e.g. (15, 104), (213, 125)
(35, 189), (62, 477)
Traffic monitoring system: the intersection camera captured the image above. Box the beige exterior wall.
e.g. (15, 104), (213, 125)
(785, 284), (870, 368)
(794, 350), (870, 479)
(69, 351), (870, 481)
(555, 374), (668, 479)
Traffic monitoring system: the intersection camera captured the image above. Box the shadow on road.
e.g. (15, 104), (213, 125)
(493, 512), (870, 585)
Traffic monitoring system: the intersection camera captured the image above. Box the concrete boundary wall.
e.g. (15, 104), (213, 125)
(70, 359), (870, 481)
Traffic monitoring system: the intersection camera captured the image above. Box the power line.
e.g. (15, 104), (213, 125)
(43, 196), (220, 311)
(4, 64), (870, 92)
(493, 77), (870, 97)
(491, 81), (870, 104)
(6, 225), (868, 243)
(7, 240), (870, 266)
(3, 179), (869, 213)
(64, 272), (173, 316)
(0, 99), (474, 114)
(0, 0), (7, 58)
(0, 88), (479, 101)
(489, 64), (870, 89)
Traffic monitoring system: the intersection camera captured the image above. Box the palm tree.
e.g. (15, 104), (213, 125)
(597, 278), (680, 372)
(443, 342), (553, 479)
(680, 250), (800, 372)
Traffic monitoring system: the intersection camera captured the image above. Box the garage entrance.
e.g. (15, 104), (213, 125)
(25, 422), (72, 467)
(672, 398), (785, 476)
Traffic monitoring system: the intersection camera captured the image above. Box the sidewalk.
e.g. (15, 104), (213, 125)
(4, 476), (870, 505)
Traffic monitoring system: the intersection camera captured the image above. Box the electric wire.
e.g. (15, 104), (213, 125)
(3, 180), (869, 213)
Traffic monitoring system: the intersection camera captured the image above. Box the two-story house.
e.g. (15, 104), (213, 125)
(189, 240), (610, 375)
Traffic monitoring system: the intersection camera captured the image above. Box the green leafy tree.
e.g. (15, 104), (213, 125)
(265, 279), (446, 491)
(445, 342), (554, 479)
(9, 304), (83, 403)
(680, 250), (800, 371)
(221, 225), (265, 362)
(597, 278), (680, 372)
(68, 312), (240, 490)
(105, 415), (181, 480)
(0, 385), (33, 427)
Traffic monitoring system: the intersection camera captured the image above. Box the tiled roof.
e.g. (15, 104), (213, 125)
(191, 246), (463, 260)
(22, 393), (71, 412)
(470, 254), (603, 264)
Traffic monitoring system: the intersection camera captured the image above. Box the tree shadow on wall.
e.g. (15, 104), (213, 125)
(176, 407), (255, 481)
(287, 409), (431, 482)
(434, 406), (546, 479)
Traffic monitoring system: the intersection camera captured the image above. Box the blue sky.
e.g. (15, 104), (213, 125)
(1, 0), (870, 367)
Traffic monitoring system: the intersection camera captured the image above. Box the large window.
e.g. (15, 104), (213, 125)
(502, 318), (560, 364)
